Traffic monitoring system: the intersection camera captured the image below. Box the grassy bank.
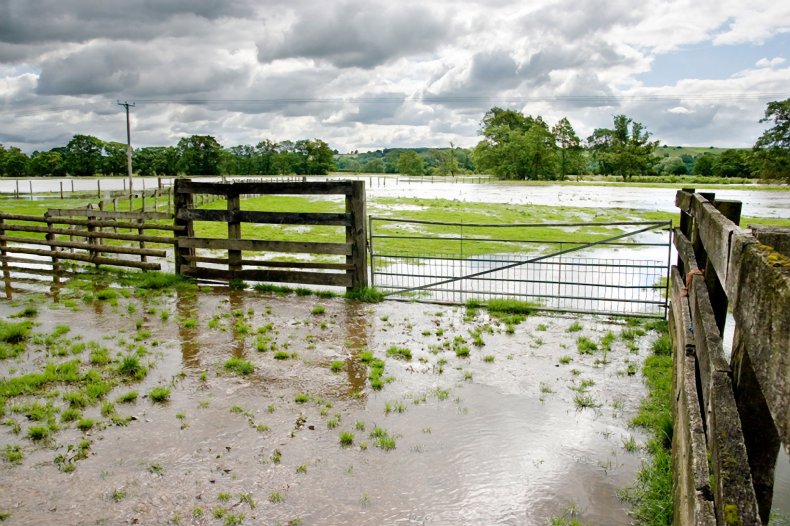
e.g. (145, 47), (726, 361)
(621, 321), (673, 525)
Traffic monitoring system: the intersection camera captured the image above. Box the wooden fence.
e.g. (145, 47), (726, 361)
(0, 207), (178, 293)
(670, 189), (790, 525)
(173, 179), (368, 290)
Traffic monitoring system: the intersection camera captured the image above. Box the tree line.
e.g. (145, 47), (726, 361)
(0, 135), (334, 178)
(0, 99), (787, 181)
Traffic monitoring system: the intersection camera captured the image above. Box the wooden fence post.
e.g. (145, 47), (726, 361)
(173, 179), (194, 275)
(44, 211), (61, 287)
(227, 190), (242, 274)
(0, 217), (10, 298)
(346, 180), (368, 290)
(678, 188), (694, 275)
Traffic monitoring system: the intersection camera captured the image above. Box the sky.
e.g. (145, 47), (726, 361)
(0, 0), (789, 154)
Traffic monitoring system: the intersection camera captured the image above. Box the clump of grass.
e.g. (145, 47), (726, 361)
(576, 336), (598, 354)
(652, 334), (671, 356)
(223, 357), (254, 376)
(0, 320), (32, 344)
(27, 425), (50, 441)
(254, 283), (293, 295)
(3, 444), (23, 464)
(311, 305), (326, 315)
(573, 393), (600, 410)
(339, 431), (355, 446)
(134, 272), (190, 290)
(294, 393), (310, 404)
(269, 491), (284, 503)
(13, 306), (38, 318)
(148, 386), (171, 403)
(330, 360), (344, 372)
(117, 391), (138, 404)
(117, 355), (147, 380)
(228, 278), (248, 290)
(370, 427), (396, 451)
(386, 346), (412, 360)
(559, 355), (572, 365)
(344, 287), (384, 303)
(483, 355), (495, 363)
(182, 318), (197, 329)
(566, 321), (583, 333)
(485, 299), (537, 315)
(273, 350), (290, 360)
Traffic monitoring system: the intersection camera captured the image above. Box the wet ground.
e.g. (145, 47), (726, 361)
(0, 284), (660, 525)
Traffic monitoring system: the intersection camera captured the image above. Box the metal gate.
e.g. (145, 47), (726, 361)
(369, 217), (672, 318)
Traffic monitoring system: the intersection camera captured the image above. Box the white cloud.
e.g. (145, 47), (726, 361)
(1, 0), (789, 152)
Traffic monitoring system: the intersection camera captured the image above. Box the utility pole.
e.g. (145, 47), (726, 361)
(117, 100), (135, 196)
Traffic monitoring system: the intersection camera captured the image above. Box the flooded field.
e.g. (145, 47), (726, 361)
(0, 281), (662, 525)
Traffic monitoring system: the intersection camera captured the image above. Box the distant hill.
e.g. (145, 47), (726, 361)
(654, 145), (748, 158)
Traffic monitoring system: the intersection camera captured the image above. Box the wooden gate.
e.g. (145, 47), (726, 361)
(173, 179), (367, 290)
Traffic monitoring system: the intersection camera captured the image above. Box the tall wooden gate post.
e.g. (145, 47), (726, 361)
(227, 191), (242, 274)
(174, 179), (195, 275)
(346, 180), (368, 290)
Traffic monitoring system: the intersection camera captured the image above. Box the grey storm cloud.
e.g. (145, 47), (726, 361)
(257, 1), (449, 68)
(0, 0), (249, 47)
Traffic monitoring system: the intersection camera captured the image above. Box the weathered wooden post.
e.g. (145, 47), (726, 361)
(173, 179), (195, 275)
(0, 217), (10, 298)
(227, 187), (242, 274)
(729, 229), (790, 523)
(346, 180), (368, 291)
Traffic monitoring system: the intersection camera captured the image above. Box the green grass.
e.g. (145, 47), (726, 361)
(576, 336), (598, 354)
(3, 444), (23, 464)
(385, 346), (412, 360)
(0, 320), (32, 344)
(330, 360), (344, 372)
(339, 431), (355, 446)
(148, 386), (171, 403)
(344, 287), (385, 302)
(223, 357), (254, 376)
(622, 323), (674, 525)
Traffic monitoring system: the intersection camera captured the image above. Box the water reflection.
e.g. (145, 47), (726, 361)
(342, 300), (370, 396)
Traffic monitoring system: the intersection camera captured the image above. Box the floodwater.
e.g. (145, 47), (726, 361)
(1, 175), (788, 218)
(1, 286), (656, 525)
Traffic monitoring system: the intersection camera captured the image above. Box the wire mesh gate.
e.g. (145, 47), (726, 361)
(369, 217), (672, 318)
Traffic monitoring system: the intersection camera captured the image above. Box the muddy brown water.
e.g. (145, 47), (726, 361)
(1, 287), (658, 525)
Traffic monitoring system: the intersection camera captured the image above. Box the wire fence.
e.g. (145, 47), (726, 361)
(369, 218), (672, 318)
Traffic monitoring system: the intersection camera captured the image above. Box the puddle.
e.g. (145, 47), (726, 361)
(1, 287), (659, 524)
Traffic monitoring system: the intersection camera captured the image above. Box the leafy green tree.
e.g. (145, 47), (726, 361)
(298, 139), (334, 174)
(713, 149), (751, 178)
(255, 140), (278, 175)
(472, 108), (559, 180)
(586, 115), (659, 180)
(221, 145), (257, 175)
(364, 158), (385, 173)
(551, 117), (584, 179)
(0, 146), (29, 176)
(657, 156), (687, 175)
(134, 147), (178, 176)
(397, 151), (424, 176)
(691, 155), (715, 176)
(176, 135), (222, 175)
(29, 150), (65, 177)
(65, 134), (104, 176)
(752, 98), (790, 181)
(102, 141), (127, 176)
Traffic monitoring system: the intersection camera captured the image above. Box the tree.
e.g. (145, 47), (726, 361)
(551, 117), (584, 179)
(102, 141), (127, 176)
(753, 98), (790, 181)
(29, 150), (65, 177)
(713, 149), (751, 178)
(300, 139), (334, 174)
(691, 155), (715, 176)
(397, 151), (424, 176)
(0, 146), (29, 176)
(364, 158), (385, 173)
(472, 108), (559, 180)
(176, 135), (222, 175)
(586, 115), (659, 180)
(65, 134), (104, 176)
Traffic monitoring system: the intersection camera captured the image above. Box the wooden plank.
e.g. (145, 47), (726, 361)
(675, 189), (694, 215)
(0, 223), (176, 244)
(0, 246), (161, 270)
(183, 266), (352, 287)
(689, 274), (761, 526)
(178, 237), (352, 255)
(693, 194), (740, 287)
(184, 255), (352, 270)
(0, 235), (167, 257)
(46, 208), (170, 220)
(0, 254), (54, 266)
(175, 180), (355, 196)
(177, 208), (351, 226)
(728, 240), (790, 450)
(673, 228), (699, 271)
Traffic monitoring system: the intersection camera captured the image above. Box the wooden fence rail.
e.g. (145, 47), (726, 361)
(670, 189), (790, 525)
(0, 208), (177, 293)
(173, 179), (368, 290)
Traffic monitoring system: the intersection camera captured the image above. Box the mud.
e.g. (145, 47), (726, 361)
(1, 287), (660, 525)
